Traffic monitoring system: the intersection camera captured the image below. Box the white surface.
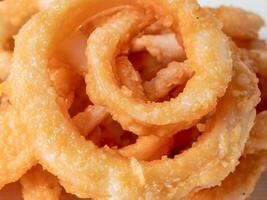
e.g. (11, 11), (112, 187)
(199, 1), (267, 200)
(199, 0), (267, 38)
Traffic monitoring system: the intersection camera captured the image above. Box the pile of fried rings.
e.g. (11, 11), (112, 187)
(0, 0), (267, 199)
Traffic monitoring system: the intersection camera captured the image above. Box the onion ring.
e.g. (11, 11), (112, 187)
(187, 111), (267, 200)
(75, 54), (172, 161)
(87, 0), (232, 137)
(8, 0), (259, 199)
(186, 152), (267, 200)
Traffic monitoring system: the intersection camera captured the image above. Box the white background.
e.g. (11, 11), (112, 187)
(199, 0), (267, 38)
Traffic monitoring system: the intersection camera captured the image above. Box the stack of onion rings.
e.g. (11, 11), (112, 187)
(0, 0), (266, 199)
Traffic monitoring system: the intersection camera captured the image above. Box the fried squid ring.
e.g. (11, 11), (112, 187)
(72, 55), (171, 161)
(9, 0), (259, 199)
(87, 0), (232, 137)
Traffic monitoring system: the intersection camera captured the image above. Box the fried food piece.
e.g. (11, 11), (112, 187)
(9, 1), (259, 198)
(116, 56), (147, 100)
(245, 112), (267, 154)
(143, 61), (193, 101)
(119, 135), (173, 160)
(0, 106), (36, 189)
(209, 6), (265, 40)
(186, 153), (267, 200)
(132, 33), (186, 63)
(187, 111), (267, 200)
(87, 0), (232, 137)
(0, 51), (12, 81)
(72, 105), (109, 136)
(21, 166), (61, 200)
(0, 0), (38, 50)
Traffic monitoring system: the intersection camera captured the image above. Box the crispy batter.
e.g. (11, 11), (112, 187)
(209, 6), (265, 40)
(87, 0), (232, 137)
(0, 51), (12, 82)
(186, 153), (267, 200)
(0, 106), (36, 189)
(21, 166), (61, 200)
(8, 1), (259, 199)
(0, 0), (266, 199)
(187, 111), (267, 200)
